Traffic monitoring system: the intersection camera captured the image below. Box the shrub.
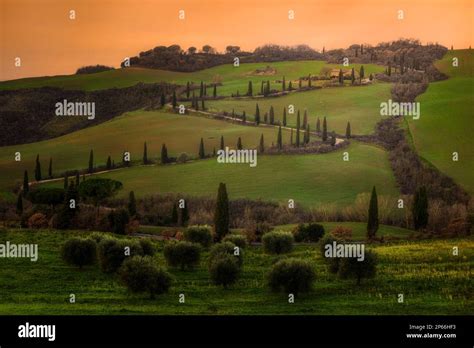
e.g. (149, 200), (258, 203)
(222, 234), (247, 249)
(262, 231), (294, 254)
(268, 258), (316, 295)
(337, 250), (377, 285)
(209, 242), (243, 267)
(88, 232), (110, 244)
(97, 238), (143, 273)
(208, 254), (240, 288)
(163, 242), (200, 270)
(119, 256), (172, 299)
(139, 239), (155, 256)
(183, 225), (213, 247)
(108, 209), (130, 234)
(330, 226), (353, 241)
(319, 235), (342, 274)
(61, 237), (97, 269)
(292, 223), (325, 242)
(27, 213), (49, 229)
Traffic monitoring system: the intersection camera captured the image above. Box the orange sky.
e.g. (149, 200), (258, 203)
(1, 0), (472, 80)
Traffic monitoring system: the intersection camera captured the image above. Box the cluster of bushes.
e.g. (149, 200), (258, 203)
(208, 242), (243, 288)
(292, 223), (325, 242)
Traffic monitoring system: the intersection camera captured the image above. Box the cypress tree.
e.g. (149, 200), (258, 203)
(75, 171), (80, 187)
(308, 74), (312, 87)
(330, 133), (336, 146)
(283, 107), (287, 126)
(282, 76), (286, 91)
(288, 81), (293, 90)
(242, 111), (246, 123)
(88, 150), (93, 173)
(204, 83), (207, 96)
(214, 183), (230, 241)
(346, 122), (351, 139)
(413, 186), (429, 230)
(264, 112), (268, 124)
(367, 186), (379, 239)
(351, 68), (355, 84)
(303, 110), (308, 129)
(255, 104), (260, 125)
(161, 144), (168, 164)
(266, 80), (270, 95)
(237, 137), (242, 150)
(48, 158), (52, 178)
(220, 136), (224, 150)
(232, 109), (235, 118)
(259, 134), (264, 153)
(305, 125), (310, 144)
(359, 65), (365, 81)
(160, 92), (166, 107)
(200, 81), (204, 97)
(128, 191), (137, 216)
(23, 170), (29, 196)
(143, 142), (148, 164)
(322, 117), (328, 141)
(298, 78), (302, 89)
(64, 174), (69, 190)
(34, 154), (41, 181)
(269, 106), (275, 125)
(172, 90), (177, 109)
(247, 81), (253, 96)
(338, 69), (344, 85)
(199, 138), (205, 159)
(296, 111), (301, 147)
(260, 81), (264, 94)
(186, 82), (190, 99)
(388, 62), (392, 76)
(213, 84), (217, 98)
(277, 126), (282, 150)
(290, 128), (293, 145)
(316, 117), (321, 133)
(106, 156), (112, 170)
(16, 194), (23, 216)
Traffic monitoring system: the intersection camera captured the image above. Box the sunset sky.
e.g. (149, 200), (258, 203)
(1, 0), (472, 80)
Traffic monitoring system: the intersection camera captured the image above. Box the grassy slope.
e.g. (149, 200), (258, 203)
(0, 110), (292, 192)
(43, 141), (399, 207)
(407, 49), (474, 194)
(0, 229), (471, 315)
(206, 83), (391, 135)
(0, 61), (384, 95)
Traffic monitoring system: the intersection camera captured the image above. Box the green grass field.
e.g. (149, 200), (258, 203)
(406, 49), (474, 194)
(0, 228), (471, 315)
(206, 83), (392, 135)
(0, 60), (384, 96)
(43, 141), (399, 207)
(0, 110), (292, 192)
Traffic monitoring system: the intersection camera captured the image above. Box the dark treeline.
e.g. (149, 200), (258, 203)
(0, 83), (177, 146)
(75, 65), (115, 74)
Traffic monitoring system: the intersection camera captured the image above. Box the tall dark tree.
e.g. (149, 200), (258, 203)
(143, 142), (148, 164)
(172, 90), (177, 109)
(387, 62), (392, 76)
(290, 128), (293, 145)
(308, 74), (312, 88)
(322, 117), (328, 141)
(199, 81), (204, 97)
(199, 138), (205, 159)
(269, 106), (275, 125)
(282, 76), (286, 91)
(48, 158), (53, 178)
(242, 111), (246, 123)
(186, 82), (190, 99)
(220, 135), (225, 150)
(203, 83), (207, 96)
(305, 125), (310, 144)
(296, 111), (301, 147)
(255, 104), (260, 125)
(160, 92), (166, 107)
(330, 133), (336, 146)
(283, 107), (287, 126)
(260, 81), (264, 94)
(237, 137), (242, 150)
(351, 68), (355, 84)
(359, 65), (365, 82)
(213, 84), (217, 98)
(338, 69), (344, 85)
(214, 183), (230, 241)
(266, 80), (270, 95)
(277, 126), (282, 150)
(413, 186), (429, 230)
(259, 134), (264, 153)
(288, 81), (293, 90)
(247, 81), (253, 96)
(316, 117), (321, 133)
(303, 110), (308, 129)
(367, 186), (379, 239)
(128, 191), (137, 216)
(88, 150), (94, 174)
(23, 170), (29, 196)
(34, 154), (41, 181)
(298, 78), (302, 89)
(161, 144), (169, 164)
(106, 156), (112, 170)
(346, 122), (351, 139)
(16, 194), (23, 216)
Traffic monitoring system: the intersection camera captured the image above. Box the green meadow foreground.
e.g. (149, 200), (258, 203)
(0, 61), (384, 95)
(407, 50), (474, 194)
(0, 228), (471, 315)
(43, 142), (399, 207)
